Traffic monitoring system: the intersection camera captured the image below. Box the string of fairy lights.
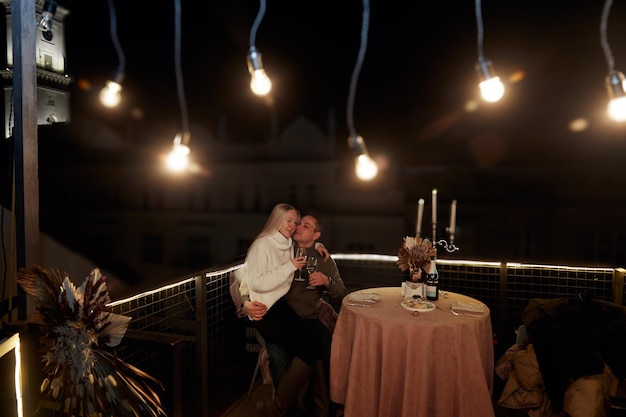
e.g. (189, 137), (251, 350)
(34, 0), (626, 180)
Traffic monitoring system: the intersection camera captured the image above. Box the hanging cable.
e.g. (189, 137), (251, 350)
(600, 0), (626, 122)
(247, 0), (272, 96)
(474, 0), (504, 102)
(174, 0), (189, 137)
(166, 0), (192, 172)
(346, 0), (369, 138)
(346, 0), (377, 181)
(100, 0), (126, 108)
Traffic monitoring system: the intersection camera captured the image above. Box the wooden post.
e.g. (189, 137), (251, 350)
(12, 0), (40, 321)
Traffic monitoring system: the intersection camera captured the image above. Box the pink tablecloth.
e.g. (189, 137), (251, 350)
(330, 287), (495, 417)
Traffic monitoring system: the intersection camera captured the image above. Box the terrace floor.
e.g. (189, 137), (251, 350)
(220, 379), (520, 417)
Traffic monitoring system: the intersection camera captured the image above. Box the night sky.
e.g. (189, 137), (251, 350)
(57, 0), (626, 169)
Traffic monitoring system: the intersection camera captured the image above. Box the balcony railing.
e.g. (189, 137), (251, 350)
(6, 255), (626, 417)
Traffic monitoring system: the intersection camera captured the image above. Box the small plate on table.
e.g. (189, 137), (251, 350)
(401, 298), (436, 312)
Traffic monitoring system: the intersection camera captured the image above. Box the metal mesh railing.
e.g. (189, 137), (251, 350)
(102, 256), (623, 417)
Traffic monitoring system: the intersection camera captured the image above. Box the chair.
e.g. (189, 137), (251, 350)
(248, 330), (275, 398)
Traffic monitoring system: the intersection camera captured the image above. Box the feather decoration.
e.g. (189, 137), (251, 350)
(396, 236), (436, 275)
(17, 266), (166, 417)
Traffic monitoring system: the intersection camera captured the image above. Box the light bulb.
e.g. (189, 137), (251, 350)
(479, 77), (505, 102)
(355, 154), (378, 181)
(605, 71), (626, 122)
(99, 81), (122, 108)
(166, 133), (191, 172)
(166, 142), (190, 172)
(475, 58), (505, 102)
(608, 96), (626, 122)
(250, 69), (272, 96)
(247, 47), (272, 96)
(37, 1), (57, 32)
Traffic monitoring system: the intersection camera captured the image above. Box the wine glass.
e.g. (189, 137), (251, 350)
(305, 257), (318, 289)
(294, 247), (306, 281)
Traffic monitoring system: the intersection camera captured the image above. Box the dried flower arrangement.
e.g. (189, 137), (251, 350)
(17, 266), (166, 417)
(396, 236), (436, 282)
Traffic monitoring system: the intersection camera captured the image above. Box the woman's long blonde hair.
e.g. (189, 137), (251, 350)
(256, 203), (299, 239)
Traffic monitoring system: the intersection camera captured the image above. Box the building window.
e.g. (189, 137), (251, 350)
(142, 234), (163, 264)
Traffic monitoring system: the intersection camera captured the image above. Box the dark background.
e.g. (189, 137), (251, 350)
(60, 0), (626, 165)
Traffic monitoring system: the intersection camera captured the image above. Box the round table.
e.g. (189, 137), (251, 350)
(330, 287), (495, 417)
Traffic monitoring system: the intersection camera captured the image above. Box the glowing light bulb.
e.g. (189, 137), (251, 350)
(608, 96), (626, 122)
(250, 69), (272, 96)
(247, 47), (272, 96)
(605, 71), (626, 122)
(166, 133), (191, 172)
(355, 154), (378, 181)
(479, 77), (505, 102)
(475, 58), (505, 103)
(99, 81), (122, 108)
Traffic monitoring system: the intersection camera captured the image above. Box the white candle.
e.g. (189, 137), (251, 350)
(416, 199), (424, 236)
(431, 189), (437, 224)
(450, 199), (457, 236)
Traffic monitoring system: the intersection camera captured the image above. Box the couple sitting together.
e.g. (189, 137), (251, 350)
(235, 203), (347, 417)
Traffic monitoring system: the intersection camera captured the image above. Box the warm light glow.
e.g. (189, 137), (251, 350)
(166, 134), (191, 172)
(608, 96), (626, 122)
(569, 118), (589, 132)
(355, 154), (378, 180)
(99, 81), (122, 108)
(250, 69), (272, 96)
(479, 77), (505, 102)
(464, 99), (480, 112)
(0, 333), (23, 417)
(14, 336), (23, 417)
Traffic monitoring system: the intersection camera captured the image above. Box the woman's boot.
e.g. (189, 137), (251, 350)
(257, 356), (314, 417)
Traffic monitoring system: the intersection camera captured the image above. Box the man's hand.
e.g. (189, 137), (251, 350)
(243, 300), (268, 321)
(316, 245), (330, 261)
(307, 271), (330, 287)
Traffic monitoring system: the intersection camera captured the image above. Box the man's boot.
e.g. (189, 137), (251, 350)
(257, 356), (314, 417)
(309, 360), (330, 417)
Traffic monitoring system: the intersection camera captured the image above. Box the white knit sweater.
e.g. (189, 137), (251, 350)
(243, 231), (297, 310)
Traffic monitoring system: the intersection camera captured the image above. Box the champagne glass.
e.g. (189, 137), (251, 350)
(294, 247), (306, 281)
(305, 257), (318, 289)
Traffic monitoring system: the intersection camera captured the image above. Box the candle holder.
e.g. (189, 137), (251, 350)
(433, 239), (460, 253)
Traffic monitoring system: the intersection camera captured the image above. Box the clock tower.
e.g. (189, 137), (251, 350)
(0, 0), (72, 138)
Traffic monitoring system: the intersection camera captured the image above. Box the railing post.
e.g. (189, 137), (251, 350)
(613, 268), (625, 306)
(498, 262), (508, 325)
(195, 273), (209, 417)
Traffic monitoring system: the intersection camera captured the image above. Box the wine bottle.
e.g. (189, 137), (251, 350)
(426, 256), (439, 301)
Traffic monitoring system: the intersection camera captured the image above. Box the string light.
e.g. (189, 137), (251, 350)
(99, 0), (125, 108)
(247, 0), (272, 96)
(600, 0), (626, 122)
(475, 0), (504, 103)
(37, 0), (57, 32)
(166, 0), (191, 172)
(346, 0), (377, 181)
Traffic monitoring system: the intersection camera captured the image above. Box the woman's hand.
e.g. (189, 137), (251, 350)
(244, 300), (268, 321)
(292, 256), (307, 269)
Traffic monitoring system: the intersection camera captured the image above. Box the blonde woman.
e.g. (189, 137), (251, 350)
(244, 203), (327, 417)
